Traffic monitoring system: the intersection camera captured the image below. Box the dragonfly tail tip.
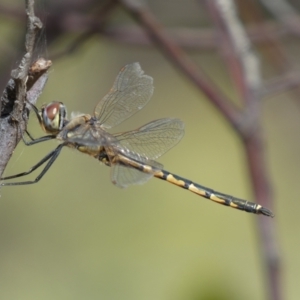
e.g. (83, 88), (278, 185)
(259, 207), (274, 218)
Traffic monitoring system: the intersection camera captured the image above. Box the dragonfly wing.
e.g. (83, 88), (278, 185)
(111, 154), (163, 188)
(114, 118), (184, 160)
(94, 63), (154, 129)
(111, 164), (153, 188)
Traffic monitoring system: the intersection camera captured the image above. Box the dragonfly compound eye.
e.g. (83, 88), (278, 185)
(41, 101), (66, 133)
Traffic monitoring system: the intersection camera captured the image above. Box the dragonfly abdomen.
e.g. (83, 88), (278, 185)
(154, 169), (274, 217)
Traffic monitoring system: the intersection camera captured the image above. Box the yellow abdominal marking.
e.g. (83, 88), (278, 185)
(188, 183), (206, 197)
(209, 194), (226, 204)
(166, 174), (185, 187)
(154, 170), (164, 177)
(142, 165), (154, 173)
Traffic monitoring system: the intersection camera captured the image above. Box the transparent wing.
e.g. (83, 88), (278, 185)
(111, 151), (163, 188)
(94, 62), (154, 129)
(113, 118), (184, 160)
(111, 165), (153, 188)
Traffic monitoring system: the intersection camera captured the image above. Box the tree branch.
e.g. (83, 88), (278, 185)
(0, 0), (51, 178)
(206, 1), (280, 299)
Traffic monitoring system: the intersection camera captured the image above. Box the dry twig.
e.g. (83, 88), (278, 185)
(0, 0), (51, 178)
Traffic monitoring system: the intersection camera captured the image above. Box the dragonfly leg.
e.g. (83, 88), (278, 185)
(22, 130), (56, 145)
(1, 143), (64, 186)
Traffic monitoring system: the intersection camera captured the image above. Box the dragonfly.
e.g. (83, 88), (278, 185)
(1, 62), (274, 217)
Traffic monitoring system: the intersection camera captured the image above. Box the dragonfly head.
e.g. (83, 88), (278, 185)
(39, 101), (67, 134)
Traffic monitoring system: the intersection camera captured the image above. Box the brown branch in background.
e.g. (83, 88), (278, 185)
(103, 22), (288, 49)
(206, 1), (257, 104)
(119, 0), (241, 130)
(50, 0), (118, 60)
(3, 2), (299, 105)
(263, 71), (300, 97)
(241, 0), (291, 73)
(240, 1), (300, 108)
(260, 0), (300, 37)
(205, 1), (262, 130)
(41, 0), (300, 102)
(206, 1), (280, 300)
(0, 0), (51, 178)
(0, 5), (291, 49)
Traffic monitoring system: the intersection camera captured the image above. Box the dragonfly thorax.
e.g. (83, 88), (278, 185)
(39, 101), (66, 134)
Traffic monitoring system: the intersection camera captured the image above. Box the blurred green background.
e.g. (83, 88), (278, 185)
(1, 1), (300, 299)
